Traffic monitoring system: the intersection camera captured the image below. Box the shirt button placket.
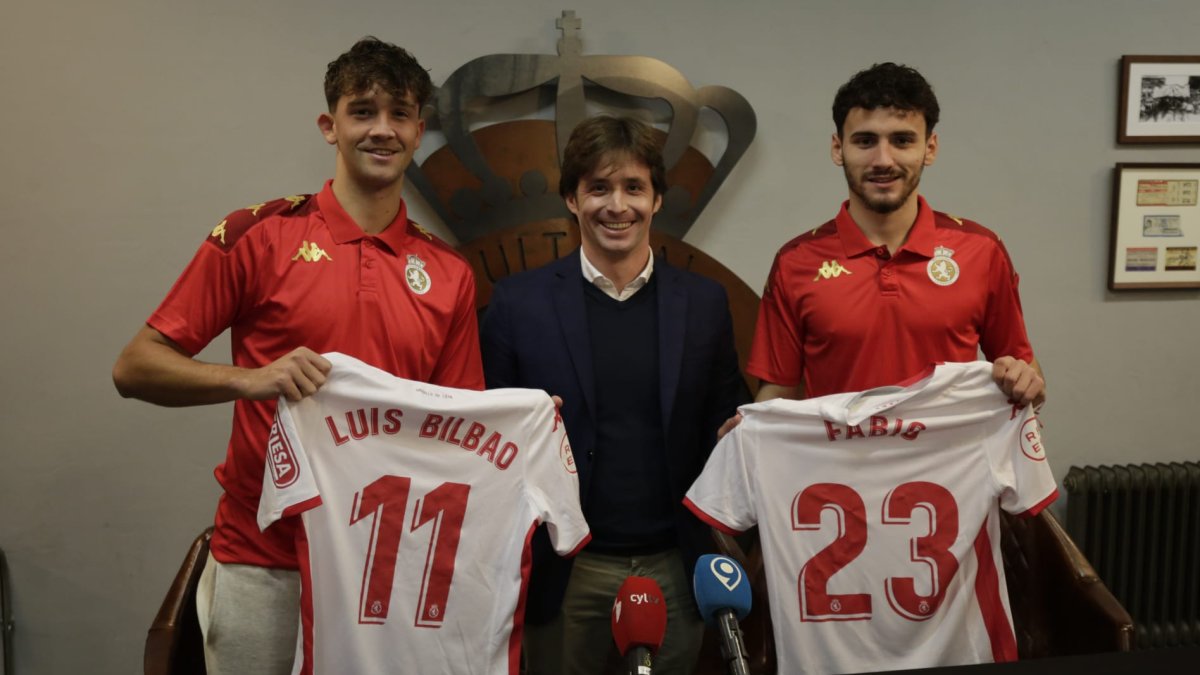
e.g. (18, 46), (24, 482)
(878, 248), (899, 297)
(361, 239), (379, 294)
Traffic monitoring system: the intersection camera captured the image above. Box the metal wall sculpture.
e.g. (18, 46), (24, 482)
(406, 11), (759, 380)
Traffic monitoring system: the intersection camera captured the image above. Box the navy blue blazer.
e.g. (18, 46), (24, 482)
(479, 249), (748, 624)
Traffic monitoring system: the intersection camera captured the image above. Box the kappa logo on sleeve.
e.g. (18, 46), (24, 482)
(210, 220), (228, 245)
(1019, 417), (1046, 462)
(267, 423), (300, 487)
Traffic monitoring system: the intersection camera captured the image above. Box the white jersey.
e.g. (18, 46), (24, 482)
(685, 362), (1057, 675)
(259, 353), (590, 675)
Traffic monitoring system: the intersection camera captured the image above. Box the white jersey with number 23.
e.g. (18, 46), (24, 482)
(685, 361), (1057, 675)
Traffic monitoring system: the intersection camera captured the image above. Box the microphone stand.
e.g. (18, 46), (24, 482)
(716, 609), (751, 675)
(625, 645), (652, 675)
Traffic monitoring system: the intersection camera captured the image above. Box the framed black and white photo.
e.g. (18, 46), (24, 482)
(1119, 55), (1200, 143)
(1109, 163), (1200, 290)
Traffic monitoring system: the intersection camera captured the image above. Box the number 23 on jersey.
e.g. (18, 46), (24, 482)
(793, 481), (960, 623)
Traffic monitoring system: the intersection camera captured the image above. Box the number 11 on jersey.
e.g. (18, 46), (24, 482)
(350, 476), (471, 628)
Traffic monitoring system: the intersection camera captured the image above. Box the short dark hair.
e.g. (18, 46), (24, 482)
(832, 62), (940, 137)
(324, 37), (433, 111)
(558, 115), (668, 198)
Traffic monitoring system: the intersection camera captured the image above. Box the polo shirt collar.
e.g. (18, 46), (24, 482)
(316, 180), (410, 254)
(835, 195), (937, 259)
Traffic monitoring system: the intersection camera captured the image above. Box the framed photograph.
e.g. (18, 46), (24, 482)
(1118, 55), (1200, 143)
(1109, 163), (1200, 290)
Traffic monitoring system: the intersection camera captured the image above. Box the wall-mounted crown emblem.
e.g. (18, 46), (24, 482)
(406, 10), (757, 245)
(408, 12), (759, 389)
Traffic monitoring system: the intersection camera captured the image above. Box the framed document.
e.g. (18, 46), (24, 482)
(1109, 163), (1200, 290)
(1118, 55), (1200, 144)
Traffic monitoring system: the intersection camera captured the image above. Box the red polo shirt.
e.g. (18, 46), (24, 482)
(748, 196), (1033, 398)
(149, 180), (484, 567)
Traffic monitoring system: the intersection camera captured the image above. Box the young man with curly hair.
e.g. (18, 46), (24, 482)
(113, 38), (483, 674)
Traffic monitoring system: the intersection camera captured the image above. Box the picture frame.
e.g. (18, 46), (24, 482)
(1109, 163), (1200, 290)
(1118, 55), (1200, 143)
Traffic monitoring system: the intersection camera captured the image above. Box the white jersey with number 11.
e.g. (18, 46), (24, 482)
(259, 352), (590, 675)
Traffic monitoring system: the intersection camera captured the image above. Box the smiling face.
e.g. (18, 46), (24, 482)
(566, 152), (662, 267)
(832, 106), (937, 215)
(318, 85), (424, 192)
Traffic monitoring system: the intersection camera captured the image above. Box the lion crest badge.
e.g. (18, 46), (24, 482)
(927, 245), (960, 286)
(405, 254), (432, 295)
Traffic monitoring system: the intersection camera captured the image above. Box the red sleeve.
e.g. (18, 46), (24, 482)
(978, 238), (1034, 364)
(428, 264), (485, 391)
(746, 252), (804, 386)
(147, 222), (253, 355)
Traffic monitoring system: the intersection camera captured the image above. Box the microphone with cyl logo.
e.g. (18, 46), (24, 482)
(611, 576), (667, 675)
(693, 555), (752, 675)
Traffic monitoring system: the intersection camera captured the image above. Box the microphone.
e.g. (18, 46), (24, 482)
(694, 555), (752, 675)
(611, 576), (667, 675)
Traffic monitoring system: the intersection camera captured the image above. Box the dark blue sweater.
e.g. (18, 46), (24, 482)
(581, 276), (675, 553)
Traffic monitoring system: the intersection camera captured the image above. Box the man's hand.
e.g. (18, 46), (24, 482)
(233, 348), (333, 401)
(714, 381), (801, 440)
(992, 356), (1045, 409)
(717, 412), (743, 440)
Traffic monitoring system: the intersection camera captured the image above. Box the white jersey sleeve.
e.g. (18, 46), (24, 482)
(258, 401), (322, 530)
(988, 404), (1057, 516)
(683, 422), (757, 535)
(523, 411), (591, 556)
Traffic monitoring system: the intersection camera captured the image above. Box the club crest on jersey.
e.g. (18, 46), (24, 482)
(560, 434), (577, 474)
(927, 246), (960, 286)
(1020, 417), (1046, 461)
(813, 260), (852, 281)
(405, 254), (432, 295)
(266, 423), (299, 488)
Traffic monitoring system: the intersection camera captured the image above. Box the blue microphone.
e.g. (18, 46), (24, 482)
(694, 555), (752, 675)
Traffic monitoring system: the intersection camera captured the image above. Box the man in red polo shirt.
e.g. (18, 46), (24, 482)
(112, 37), (483, 675)
(748, 62), (1044, 405)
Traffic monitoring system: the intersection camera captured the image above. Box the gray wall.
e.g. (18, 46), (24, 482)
(2, 1), (1198, 672)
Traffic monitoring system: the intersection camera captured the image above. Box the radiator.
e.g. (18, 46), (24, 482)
(1063, 462), (1200, 648)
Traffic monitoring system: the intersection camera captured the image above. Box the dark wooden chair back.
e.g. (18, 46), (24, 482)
(1001, 509), (1135, 656)
(144, 527), (211, 675)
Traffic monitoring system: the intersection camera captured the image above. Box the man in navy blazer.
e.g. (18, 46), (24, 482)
(480, 115), (747, 674)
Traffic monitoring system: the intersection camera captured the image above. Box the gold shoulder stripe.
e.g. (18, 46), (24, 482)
(208, 193), (313, 249)
(410, 221), (433, 241)
(946, 213), (964, 226)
